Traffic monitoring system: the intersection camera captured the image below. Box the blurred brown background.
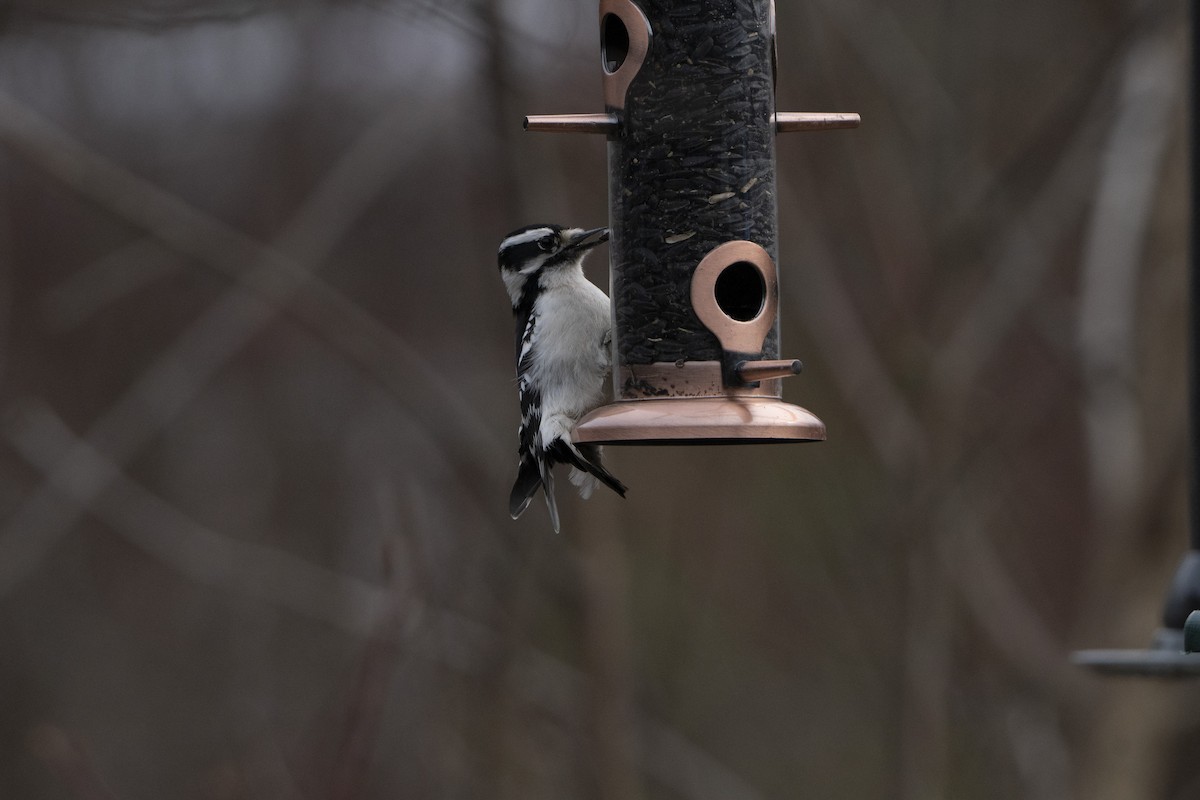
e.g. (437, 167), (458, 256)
(2, 0), (1199, 798)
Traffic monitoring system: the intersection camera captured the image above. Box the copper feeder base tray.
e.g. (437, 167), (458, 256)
(572, 397), (826, 445)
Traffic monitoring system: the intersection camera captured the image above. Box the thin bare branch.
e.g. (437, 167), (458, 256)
(938, 518), (1093, 707)
(1077, 28), (1183, 534)
(0, 90), (503, 596)
(40, 238), (175, 332)
(928, 79), (1115, 406)
(777, 173), (928, 473)
(27, 724), (121, 800)
(807, 0), (959, 140)
(4, 398), (399, 633)
(5, 399), (764, 800)
(5, 0), (285, 30)
(324, 535), (414, 800)
(0, 89), (501, 459)
(578, 502), (642, 800)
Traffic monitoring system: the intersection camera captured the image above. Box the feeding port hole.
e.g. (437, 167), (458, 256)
(714, 261), (766, 322)
(602, 13), (630, 74)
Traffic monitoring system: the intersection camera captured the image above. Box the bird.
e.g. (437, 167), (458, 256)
(497, 223), (628, 532)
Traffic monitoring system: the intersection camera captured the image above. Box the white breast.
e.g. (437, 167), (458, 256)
(527, 269), (612, 421)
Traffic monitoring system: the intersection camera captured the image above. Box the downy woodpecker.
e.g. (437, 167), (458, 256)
(497, 224), (627, 532)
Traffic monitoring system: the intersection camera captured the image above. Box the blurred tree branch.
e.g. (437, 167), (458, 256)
(0, 90), (499, 457)
(39, 239), (175, 334)
(0, 89), (507, 598)
(1, 0), (283, 28)
(4, 399), (403, 633)
(1077, 24), (1182, 551)
(781, 3), (1189, 797)
(4, 399), (764, 800)
(27, 724), (120, 800)
(578, 504), (642, 800)
(779, 172), (927, 474)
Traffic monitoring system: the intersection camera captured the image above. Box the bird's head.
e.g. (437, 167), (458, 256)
(497, 224), (609, 305)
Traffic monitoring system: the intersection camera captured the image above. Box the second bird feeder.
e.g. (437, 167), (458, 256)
(527, 0), (858, 443)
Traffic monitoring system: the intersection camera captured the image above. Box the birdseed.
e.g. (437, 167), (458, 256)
(609, 0), (781, 368)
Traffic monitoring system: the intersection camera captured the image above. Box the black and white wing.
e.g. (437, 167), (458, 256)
(508, 307), (561, 532)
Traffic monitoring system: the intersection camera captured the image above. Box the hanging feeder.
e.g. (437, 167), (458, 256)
(1072, 574), (1200, 678)
(1072, 455), (1200, 676)
(525, 0), (858, 444)
(1071, 0), (1200, 678)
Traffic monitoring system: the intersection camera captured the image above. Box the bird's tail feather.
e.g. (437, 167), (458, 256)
(509, 456), (541, 520)
(512, 439), (623, 534)
(551, 440), (627, 498)
(511, 455), (561, 533)
(539, 459), (561, 533)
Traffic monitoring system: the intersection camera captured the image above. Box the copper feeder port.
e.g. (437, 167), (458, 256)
(689, 240), (781, 388)
(575, 240), (824, 445)
(600, 0), (651, 112)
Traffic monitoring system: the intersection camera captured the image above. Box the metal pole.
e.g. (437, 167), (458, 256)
(1191, 0), (1200, 554)
(1162, 0), (1200, 630)
(1071, 6), (1200, 674)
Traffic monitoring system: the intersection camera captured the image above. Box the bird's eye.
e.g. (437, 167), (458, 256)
(538, 235), (557, 251)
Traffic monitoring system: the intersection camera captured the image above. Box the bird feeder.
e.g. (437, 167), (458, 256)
(1071, 0), (1200, 678)
(526, 0), (858, 443)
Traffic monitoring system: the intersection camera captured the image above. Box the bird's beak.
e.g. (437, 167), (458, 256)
(563, 227), (609, 252)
